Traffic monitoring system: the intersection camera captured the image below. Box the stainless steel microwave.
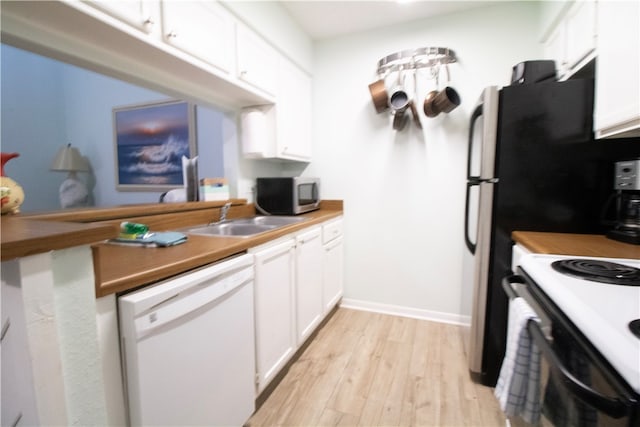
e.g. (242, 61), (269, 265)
(256, 177), (320, 215)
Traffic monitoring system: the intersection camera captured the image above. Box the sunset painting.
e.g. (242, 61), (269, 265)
(113, 100), (195, 191)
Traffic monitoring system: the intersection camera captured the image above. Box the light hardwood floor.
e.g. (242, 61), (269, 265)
(247, 307), (507, 427)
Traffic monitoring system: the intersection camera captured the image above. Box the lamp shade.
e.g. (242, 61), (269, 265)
(51, 143), (89, 172)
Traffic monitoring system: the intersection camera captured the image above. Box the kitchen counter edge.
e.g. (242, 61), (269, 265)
(1, 216), (116, 261)
(512, 231), (640, 259)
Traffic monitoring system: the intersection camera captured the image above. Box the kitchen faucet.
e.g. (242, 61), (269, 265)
(218, 202), (232, 223)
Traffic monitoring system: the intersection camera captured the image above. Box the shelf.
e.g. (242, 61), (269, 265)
(376, 47), (457, 76)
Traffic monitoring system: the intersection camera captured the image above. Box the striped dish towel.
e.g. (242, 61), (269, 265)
(494, 297), (542, 425)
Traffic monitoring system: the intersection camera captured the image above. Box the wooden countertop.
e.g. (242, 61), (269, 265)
(1, 200), (343, 298)
(92, 208), (343, 297)
(1, 199), (248, 261)
(1, 216), (116, 261)
(512, 231), (640, 259)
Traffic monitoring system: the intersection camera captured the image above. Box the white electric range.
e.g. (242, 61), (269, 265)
(521, 254), (640, 393)
(513, 253), (640, 426)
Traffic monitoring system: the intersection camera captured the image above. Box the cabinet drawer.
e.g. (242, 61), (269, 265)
(322, 218), (343, 244)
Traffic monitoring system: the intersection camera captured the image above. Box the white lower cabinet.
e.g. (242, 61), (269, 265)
(251, 238), (297, 394)
(295, 226), (324, 344)
(1, 262), (40, 427)
(251, 219), (343, 394)
(322, 218), (344, 313)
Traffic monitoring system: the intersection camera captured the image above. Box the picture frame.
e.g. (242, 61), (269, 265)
(113, 99), (196, 191)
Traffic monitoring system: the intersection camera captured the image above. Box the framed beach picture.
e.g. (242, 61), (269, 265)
(113, 100), (196, 191)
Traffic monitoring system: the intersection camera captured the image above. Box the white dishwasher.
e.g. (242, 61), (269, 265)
(118, 253), (255, 427)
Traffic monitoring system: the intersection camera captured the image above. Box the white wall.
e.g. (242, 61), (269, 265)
(306, 2), (544, 322)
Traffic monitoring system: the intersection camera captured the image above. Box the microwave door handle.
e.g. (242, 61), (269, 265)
(527, 320), (630, 418)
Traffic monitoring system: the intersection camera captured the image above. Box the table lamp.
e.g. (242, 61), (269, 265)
(51, 143), (90, 208)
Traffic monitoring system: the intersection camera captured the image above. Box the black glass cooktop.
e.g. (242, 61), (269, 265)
(551, 259), (640, 286)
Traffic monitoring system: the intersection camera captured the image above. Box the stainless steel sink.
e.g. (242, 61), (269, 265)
(184, 216), (307, 237)
(187, 223), (278, 237)
(230, 216), (307, 226)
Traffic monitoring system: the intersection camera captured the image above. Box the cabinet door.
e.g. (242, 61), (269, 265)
(565, 0), (596, 69)
(295, 227), (323, 344)
(251, 239), (296, 393)
(87, 0), (157, 33)
(276, 58), (312, 161)
(323, 236), (344, 314)
(236, 24), (278, 95)
(1, 268), (39, 427)
(595, 0), (640, 138)
(161, 1), (235, 74)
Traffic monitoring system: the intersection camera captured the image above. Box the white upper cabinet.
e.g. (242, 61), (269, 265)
(543, 0), (597, 79)
(594, 0), (640, 139)
(275, 57), (313, 161)
(564, 0), (597, 70)
(240, 56), (313, 162)
(161, 1), (236, 74)
(236, 23), (278, 95)
(85, 0), (159, 34)
(544, 23), (567, 75)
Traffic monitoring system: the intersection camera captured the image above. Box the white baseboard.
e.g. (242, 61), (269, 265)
(340, 298), (471, 327)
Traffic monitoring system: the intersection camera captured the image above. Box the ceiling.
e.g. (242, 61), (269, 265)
(280, 1), (500, 40)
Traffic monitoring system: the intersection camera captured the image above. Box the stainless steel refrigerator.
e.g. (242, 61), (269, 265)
(462, 78), (639, 386)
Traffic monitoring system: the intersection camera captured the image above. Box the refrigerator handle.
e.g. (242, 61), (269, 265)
(464, 180), (479, 254)
(464, 103), (484, 254)
(466, 104), (483, 181)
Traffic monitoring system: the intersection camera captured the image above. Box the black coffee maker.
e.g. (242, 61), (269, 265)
(607, 159), (640, 245)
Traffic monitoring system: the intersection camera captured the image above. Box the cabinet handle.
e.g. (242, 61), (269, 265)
(143, 17), (155, 27)
(239, 70), (248, 76)
(0, 318), (9, 342)
(11, 412), (22, 427)
(167, 31), (178, 39)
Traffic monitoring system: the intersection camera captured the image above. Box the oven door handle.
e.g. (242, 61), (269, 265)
(502, 275), (631, 418)
(527, 318), (630, 418)
(501, 274), (522, 299)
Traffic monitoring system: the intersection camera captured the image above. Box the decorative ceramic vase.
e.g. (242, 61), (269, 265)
(1, 152), (25, 215)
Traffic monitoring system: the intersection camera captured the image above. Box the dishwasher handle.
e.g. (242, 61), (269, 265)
(133, 266), (253, 339)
